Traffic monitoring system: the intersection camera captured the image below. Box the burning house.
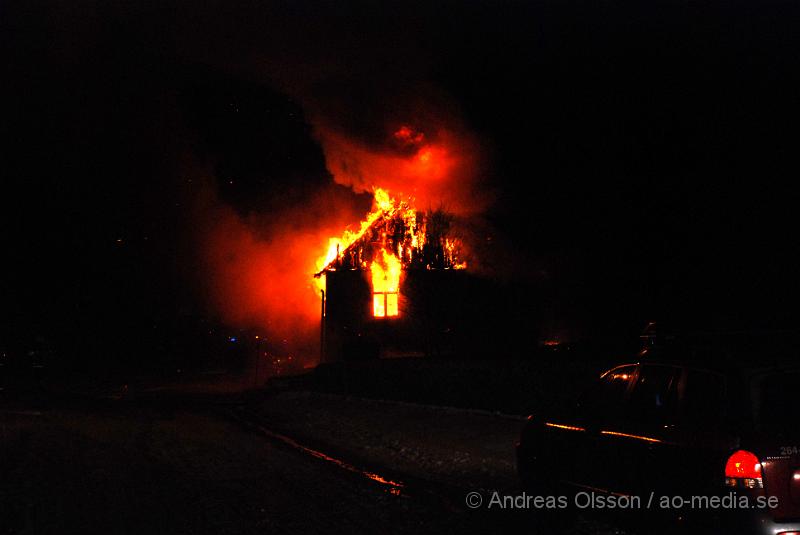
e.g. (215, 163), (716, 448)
(315, 189), (470, 361)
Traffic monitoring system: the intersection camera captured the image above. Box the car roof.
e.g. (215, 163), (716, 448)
(636, 332), (800, 376)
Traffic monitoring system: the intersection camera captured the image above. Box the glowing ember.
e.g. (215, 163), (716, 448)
(393, 125), (425, 147)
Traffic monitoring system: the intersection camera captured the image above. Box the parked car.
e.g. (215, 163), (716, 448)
(516, 335), (800, 534)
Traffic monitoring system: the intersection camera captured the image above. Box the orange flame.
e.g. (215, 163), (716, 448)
(314, 188), (408, 317)
(314, 125), (471, 317)
(314, 188), (397, 291)
(371, 248), (401, 317)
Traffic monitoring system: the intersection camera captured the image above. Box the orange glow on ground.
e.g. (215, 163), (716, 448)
(244, 418), (404, 496)
(545, 422), (586, 432)
(600, 430), (662, 443)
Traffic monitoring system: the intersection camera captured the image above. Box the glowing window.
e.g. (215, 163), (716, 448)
(373, 292), (399, 317)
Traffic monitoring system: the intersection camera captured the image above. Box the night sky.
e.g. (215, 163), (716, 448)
(4, 1), (799, 369)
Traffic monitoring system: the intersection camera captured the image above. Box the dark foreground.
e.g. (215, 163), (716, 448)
(2, 401), (572, 535)
(0, 405), (428, 534)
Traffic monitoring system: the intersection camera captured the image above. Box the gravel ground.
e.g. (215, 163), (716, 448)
(250, 390), (527, 493)
(248, 390), (636, 535)
(0, 391), (631, 535)
(0, 405), (463, 535)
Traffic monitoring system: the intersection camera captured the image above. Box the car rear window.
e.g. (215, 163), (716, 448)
(757, 371), (800, 437)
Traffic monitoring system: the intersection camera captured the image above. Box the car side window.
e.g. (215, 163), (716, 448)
(755, 372), (799, 435)
(626, 365), (680, 424)
(679, 369), (727, 427)
(579, 365), (637, 420)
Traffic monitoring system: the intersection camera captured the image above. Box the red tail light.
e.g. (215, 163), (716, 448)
(725, 450), (763, 489)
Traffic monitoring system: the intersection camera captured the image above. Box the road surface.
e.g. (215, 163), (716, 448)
(1, 403), (528, 535)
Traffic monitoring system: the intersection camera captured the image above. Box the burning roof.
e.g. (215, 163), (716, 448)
(314, 188), (466, 318)
(314, 189), (466, 277)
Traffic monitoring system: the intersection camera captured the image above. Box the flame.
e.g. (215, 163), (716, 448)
(314, 187), (397, 291)
(314, 185), (467, 289)
(314, 188), (405, 318)
(370, 250), (401, 294)
(313, 125), (470, 315)
(371, 248), (401, 317)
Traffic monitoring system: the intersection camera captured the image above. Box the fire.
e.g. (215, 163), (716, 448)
(313, 187), (410, 311)
(314, 125), (469, 318)
(370, 249), (401, 317)
(314, 187), (400, 292)
(314, 185), (467, 316)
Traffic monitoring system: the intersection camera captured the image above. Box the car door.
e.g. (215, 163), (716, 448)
(570, 364), (638, 492)
(664, 367), (731, 496)
(605, 364), (682, 496)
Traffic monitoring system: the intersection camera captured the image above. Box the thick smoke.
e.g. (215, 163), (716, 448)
(193, 105), (489, 362)
(21, 0), (495, 364)
(191, 169), (369, 361)
(314, 120), (487, 216)
(177, 3), (492, 362)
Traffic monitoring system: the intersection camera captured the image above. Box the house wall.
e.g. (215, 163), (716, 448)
(322, 269), (476, 362)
